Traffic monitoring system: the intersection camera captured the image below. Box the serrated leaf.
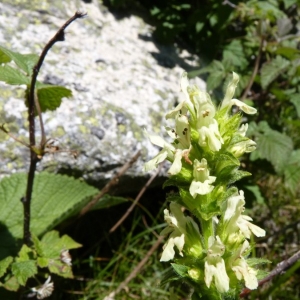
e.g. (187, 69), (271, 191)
(228, 170), (251, 184)
(37, 257), (49, 268)
(36, 85), (72, 112)
(2, 276), (19, 291)
(207, 71), (225, 91)
(16, 244), (35, 262)
(32, 235), (44, 257)
(277, 18), (293, 37)
(0, 257), (13, 278)
(247, 257), (271, 267)
(0, 46), (38, 75)
(223, 40), (248, 69)
(0, 173), (98, 256)
(41, 231), (81, 258)
(251, 121), (293, 174)
(11, 260), (37, 286)
(188, 60), (225, 81)
(284, 150), (300, 195)
(289, 94), (300, 117)
(171, 263), (189, 277)
(260, 56), (290, 89)
(0, 65), (30, 85)
(48, 261), (73, 278)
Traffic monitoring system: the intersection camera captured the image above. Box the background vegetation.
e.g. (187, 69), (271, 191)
(0, 0), (300, 299)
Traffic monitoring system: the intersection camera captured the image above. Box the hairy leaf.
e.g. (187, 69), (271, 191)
(0, 46), (38, 75)
(260, 56), (290, 89)
(289, 94), (300, 117)
(16, 245), (35, 262)
(250, 121), (293, 174)
(284, 150), (300, 195)
(2, 276), (19, 291)
(0, 257), (13, 278)
(40, 231), (81, 258)
(223, 40), (248, 69)
(171, 263), (189, 277)
(0, 65), (30, 85)
(11, 260), (37, 286)
(0, 173), (98, 256)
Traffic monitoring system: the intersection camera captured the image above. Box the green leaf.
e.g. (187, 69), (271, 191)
(0, 46), (38, 75)
(247, 257), (271, 267)
(33, 231), (79, 278)
(92, 194), (128, 210)
(244, 185), (265, 204)
(223, 40), (248, 69)
(289, 94), (300, 117)
(32, 235), (44, 257)
(2, 276), (19, 291)
(188, 60), (225, 85)
(48, 261), (73, 278)
(36, 85), (72, 112)
(40, 231), (81, 258)
(0, 50), (11, 64)
(0, 257), (13, 278)
(275, 47), (300, 60)
(0, 65), (30, 85)
(16, 245), (35, 262)
(11, 260), (37, 286)
(250, 121), (293, 174)
(0, 173), (98, 256)
(37, 257), (49, 268)
(260, 56), (290, 89)
(277, 18), (293, 37)
(171, 263), (189, 277)
(284, 150), (300, 195)
(282, 0), (298, 9)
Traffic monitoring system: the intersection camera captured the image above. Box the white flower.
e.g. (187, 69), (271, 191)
(144, 105), (192, 175)
(189, 158), (216, 198)
(197, 120), (224, 152)
(231, 240), (259, 289)
(160, 202), (201, 262)
(224, 190), (266, 239)
(229, 139), (257, 157)
(180, 72), (224, 152)
(60, 249), (72, 266)
(160, 203), (187, 262)
(238, 124), (248, 137)
(31, 276), (54, 299)
(204, 236), (229, 293)
(221, 72), (257, 115)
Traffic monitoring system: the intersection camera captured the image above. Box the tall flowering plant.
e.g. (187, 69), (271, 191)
(144, 72), (266, 299)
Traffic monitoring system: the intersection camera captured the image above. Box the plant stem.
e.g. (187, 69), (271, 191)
(23, 11), (86, 245)
(240, 35), (264, 101)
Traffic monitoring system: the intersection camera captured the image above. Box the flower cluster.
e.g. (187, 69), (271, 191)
(144, 72), (266, 297)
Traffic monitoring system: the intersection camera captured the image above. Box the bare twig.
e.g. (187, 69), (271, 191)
(240, 36), (264, 101)
(79, 151), (141, 217)
(104, 235), (164, 300)
(109, 165), (161, 233)
(222, 0), (237, 8)
(0, 124), (30, 147)
(240, 249), (300, 297)
(23, 11), (86, 245)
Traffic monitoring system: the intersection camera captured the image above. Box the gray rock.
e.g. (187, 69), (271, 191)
(0, 0), (205, 193)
